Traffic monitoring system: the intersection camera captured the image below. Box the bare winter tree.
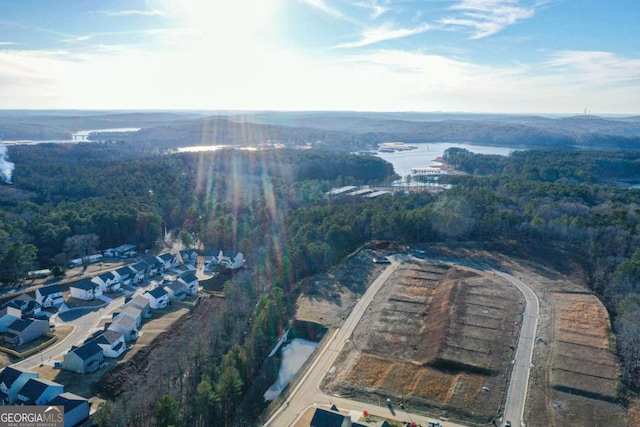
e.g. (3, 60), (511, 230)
(64, 233), (99, 269)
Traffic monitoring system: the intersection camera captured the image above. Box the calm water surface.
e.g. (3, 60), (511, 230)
(375, 142), (516, 177)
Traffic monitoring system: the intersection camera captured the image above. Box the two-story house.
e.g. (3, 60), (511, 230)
(35, 284), (64, 308)
(92, 271), (121, 293)
(69, 280), (102, 301)
(0, 367), (39, 405)
(144, 287), (169, 309)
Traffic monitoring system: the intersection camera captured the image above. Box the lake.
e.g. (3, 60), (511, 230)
(375, 142), (516, 178)
(264, 338), (318, 401)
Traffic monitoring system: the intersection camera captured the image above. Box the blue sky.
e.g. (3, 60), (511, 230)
(0, 0), (638, 113)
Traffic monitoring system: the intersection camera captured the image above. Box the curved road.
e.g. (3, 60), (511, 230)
(264, 260), (539, 427)
(13, 297), (126, 370)
(494, 271), (539, 427)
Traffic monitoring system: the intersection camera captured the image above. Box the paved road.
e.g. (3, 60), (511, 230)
(13, 297), (125, 370)
(263, 261), (397, 426)
(264, 259), (468, 427)
(494, 271), (539, 427)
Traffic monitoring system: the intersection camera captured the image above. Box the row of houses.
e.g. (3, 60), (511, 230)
(0, 366), (89, 427)
(61, 278), (200, 375)
(62, 294), (151, 374)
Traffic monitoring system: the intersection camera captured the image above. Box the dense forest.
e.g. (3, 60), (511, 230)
(3, 138), (640, 425)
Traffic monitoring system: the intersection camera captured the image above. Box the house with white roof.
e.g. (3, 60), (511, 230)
(114, 306), (142, 329)
(123, 295), (151, 318)
(0, 307), (22, 333)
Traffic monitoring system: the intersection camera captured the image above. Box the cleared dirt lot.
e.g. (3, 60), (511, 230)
(297, 244), (630, 426)
(322, 260), (522, 424)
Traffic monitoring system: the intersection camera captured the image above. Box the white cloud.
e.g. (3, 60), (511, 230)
(102, 9), (165, 17)
(440, 0), (537, 38)
(337, 23), (431, 48)
(353, 0), (390, 19)
(298, 0), (344, 18)
(0, 41), (18, 46)
(545, 50), (640, 85)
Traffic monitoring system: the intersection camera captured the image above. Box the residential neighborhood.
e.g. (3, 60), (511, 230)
(0, 365), (89, 426)
(0, 245), (246, 424)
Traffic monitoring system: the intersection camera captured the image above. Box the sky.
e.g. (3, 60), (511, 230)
(0, 0), (638, 114)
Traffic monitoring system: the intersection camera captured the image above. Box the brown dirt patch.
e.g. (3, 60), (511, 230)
(326, 259), (522, 424)
(295, 249), (385, 328)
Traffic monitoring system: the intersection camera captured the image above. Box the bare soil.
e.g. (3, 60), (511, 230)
(296, 243), (631, 427)
(324, 260), (521, 424)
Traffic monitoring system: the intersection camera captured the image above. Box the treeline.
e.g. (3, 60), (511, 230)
(443, 147), (640, 183)
(0, 143), (394, 282)
(95, 277), (289, 427)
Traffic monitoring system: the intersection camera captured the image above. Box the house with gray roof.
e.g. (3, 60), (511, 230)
(144, 287), (169, 309)
(69, 280), (102, 301)
(35, 284), (64, 308)
(123, 295), (151, 318)
(63, 341), (104, 374)
(116, 265), (138, 286)
(108, 313), (138, 342)
(0, 366), (38, 404)
(142, 257), (163, 276)
(163, 280), (187, 301)
(50, 392), (90, 427)
(92, 330), (126, 358)
(130, 261), (149, 282)
(0, 306), (22, 333)
(92, 271), (121, 293)
(4, 318), (49, 346)
(310, 407), (391, 427)
(178, 248), (198, 266)
(156, 252), (179, 270)
(3, 294), (41, 318)
(16, 378), (63, 405)
(179, 271), (199, 295)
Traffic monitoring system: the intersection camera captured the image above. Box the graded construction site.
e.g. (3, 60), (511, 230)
(323, 260), (521, 424)
(296, 245), (631, 426)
